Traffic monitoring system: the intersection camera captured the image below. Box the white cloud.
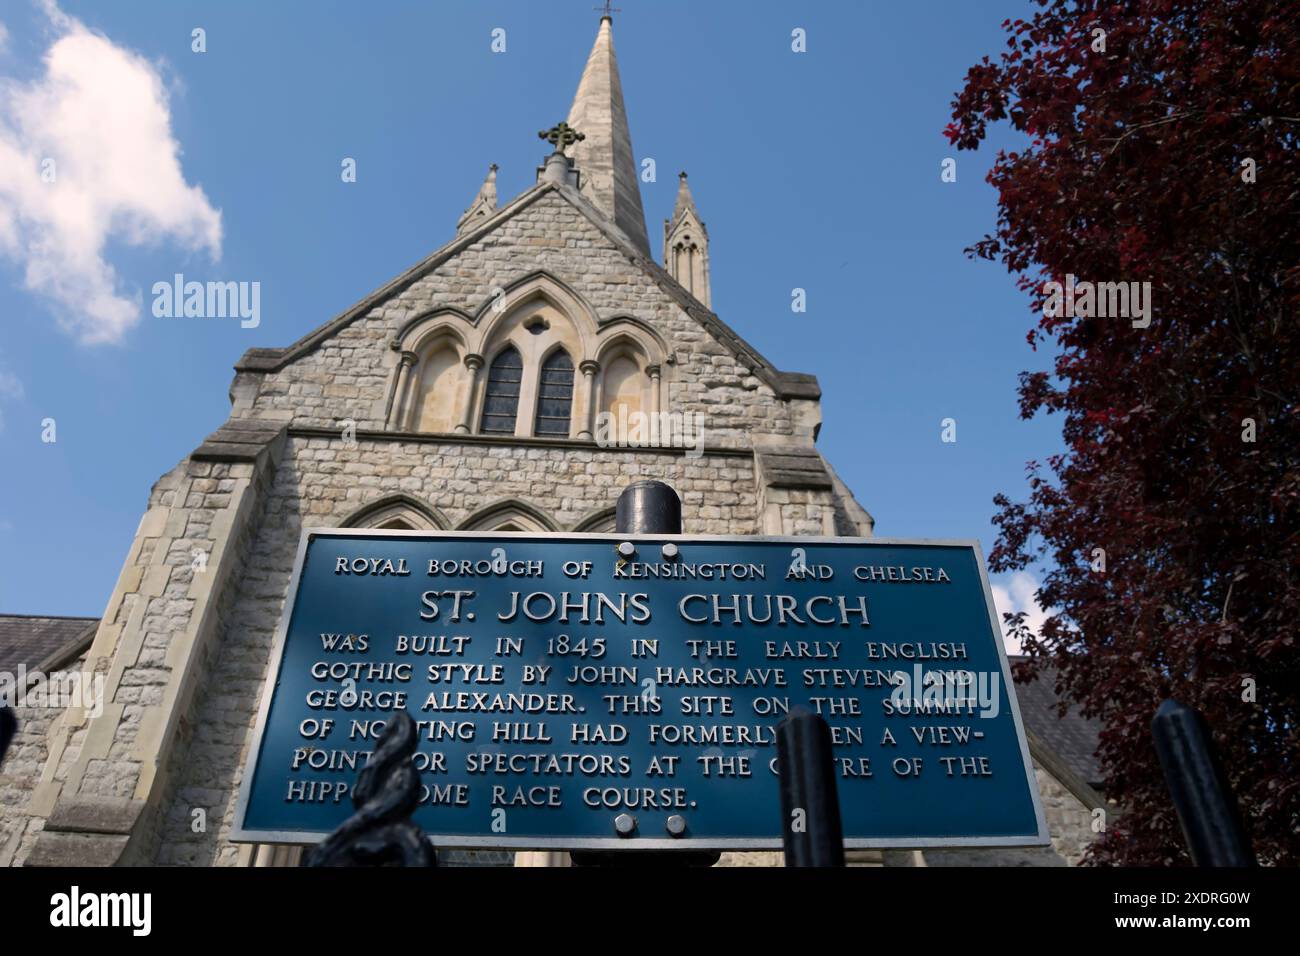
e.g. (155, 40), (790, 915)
(0, 2), (221, 344)
(991, 570), (1053, 655)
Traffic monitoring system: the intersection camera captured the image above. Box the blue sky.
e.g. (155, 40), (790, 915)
(0, 0), (1058, 630)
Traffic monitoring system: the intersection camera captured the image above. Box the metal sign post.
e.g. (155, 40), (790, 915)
(776, 707), (845, 867)
(572, 480), (720, 866)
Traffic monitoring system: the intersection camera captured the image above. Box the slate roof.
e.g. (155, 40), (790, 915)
(0, 615), (99, 676)
(1011, 655), (1105, 790)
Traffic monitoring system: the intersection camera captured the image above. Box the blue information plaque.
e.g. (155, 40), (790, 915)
(231, 530), (1049, 850)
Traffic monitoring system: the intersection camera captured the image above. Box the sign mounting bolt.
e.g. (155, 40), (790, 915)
(617, 541), (636, 558)
(614, 813), (637, 836)
(661, 542), (679, 561)
(666, 815), (686, 836)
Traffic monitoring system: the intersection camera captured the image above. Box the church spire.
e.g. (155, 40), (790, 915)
(671, 169), (700, 222)
(664, 171), (710, 307)
(565, 15), (650, 256)
(457, 164), (498, 235)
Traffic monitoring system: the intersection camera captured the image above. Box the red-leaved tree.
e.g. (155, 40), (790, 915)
(947, 0), (1298, 864)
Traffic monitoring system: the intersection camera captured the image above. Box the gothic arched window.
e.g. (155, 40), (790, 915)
(480, 346), (523, 434)
(534, 349), (575, 436)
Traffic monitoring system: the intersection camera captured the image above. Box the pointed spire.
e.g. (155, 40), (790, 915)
(664, 171), (711, 307)
(457, 164), (498, 235)
(671, 170), (699, 222)
(566, 16), (650, 255)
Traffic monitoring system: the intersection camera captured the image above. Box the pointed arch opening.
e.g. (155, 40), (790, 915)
(413, 341), (465, 433)
(573, 505), (617, 533)
(479, 346), (523, 434)
(534, 348), (575, 436)
(601, 353), (646, 418)
(459, 499), (559, 533)
(385, 312), (474, 433)
(342, 494), (448, 531)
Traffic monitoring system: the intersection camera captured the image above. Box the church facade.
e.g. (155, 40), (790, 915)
(1, 17), (1103, 868)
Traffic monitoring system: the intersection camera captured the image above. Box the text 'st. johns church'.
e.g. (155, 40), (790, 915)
(1, 16), (1103, 867)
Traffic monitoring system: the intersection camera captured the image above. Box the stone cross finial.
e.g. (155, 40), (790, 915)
(594, 1), (621, 18)
(539, 121), (585, 156)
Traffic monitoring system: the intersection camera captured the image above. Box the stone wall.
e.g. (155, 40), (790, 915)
(913, 758), (1096, 867)
(0, 651), (87, 867)
(1035, 763), (1100, 866)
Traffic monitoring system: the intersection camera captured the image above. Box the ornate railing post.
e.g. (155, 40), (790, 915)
(302, 711), (436, 867)
(1151, 698), (1256, 867)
